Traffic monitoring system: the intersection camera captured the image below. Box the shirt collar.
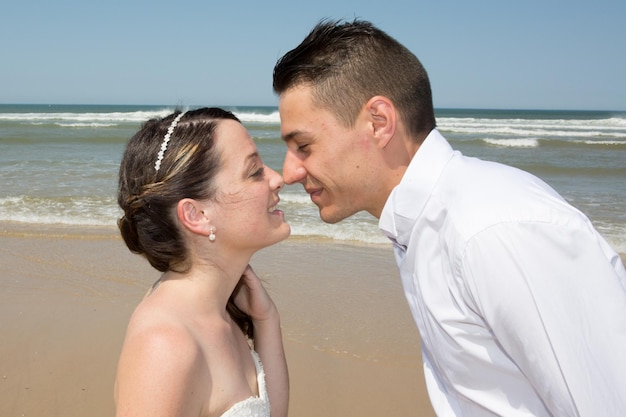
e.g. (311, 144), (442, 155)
(379, 129), (455, 245)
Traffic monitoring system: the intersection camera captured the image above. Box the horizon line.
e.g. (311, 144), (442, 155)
(0, 102), (625, 113)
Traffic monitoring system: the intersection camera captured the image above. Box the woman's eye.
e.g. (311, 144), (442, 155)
(252, 167), (264, 177)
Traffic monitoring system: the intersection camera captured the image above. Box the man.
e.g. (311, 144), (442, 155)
(273, 19), (626, 416)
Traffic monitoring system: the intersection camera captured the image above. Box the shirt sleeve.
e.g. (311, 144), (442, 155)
(461, 219), (626, 416)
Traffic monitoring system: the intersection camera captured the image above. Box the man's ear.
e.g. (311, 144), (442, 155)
(177, 198), (212, 236)
(366, 96), (396, 148)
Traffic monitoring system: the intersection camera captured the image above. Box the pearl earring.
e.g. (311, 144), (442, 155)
(209, 226), (216, 242)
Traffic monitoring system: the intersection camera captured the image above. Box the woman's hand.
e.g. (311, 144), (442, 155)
(233, 265), (289, 417)
(232, 265), (278, 323)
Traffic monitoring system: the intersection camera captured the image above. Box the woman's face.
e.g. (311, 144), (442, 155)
(209, 119), (290, 251)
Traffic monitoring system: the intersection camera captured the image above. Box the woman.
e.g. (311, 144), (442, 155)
(115, 107), (290, 417)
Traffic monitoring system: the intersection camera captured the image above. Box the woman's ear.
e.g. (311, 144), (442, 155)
(177, 198), (212, 236)
(366, 96), (396, 148)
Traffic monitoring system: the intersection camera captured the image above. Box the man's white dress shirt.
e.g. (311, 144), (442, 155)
(379, 129), (626, 416)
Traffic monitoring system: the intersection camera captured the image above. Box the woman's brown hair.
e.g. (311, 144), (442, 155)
(117, 107), (253, 338)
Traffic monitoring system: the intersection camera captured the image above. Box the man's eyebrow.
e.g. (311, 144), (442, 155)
(282, 130), (305, 142)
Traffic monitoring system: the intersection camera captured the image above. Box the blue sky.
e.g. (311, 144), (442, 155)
(2, 0), (625, 110)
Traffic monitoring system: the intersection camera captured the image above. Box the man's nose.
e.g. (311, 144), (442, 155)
(282, 151), (307, 185)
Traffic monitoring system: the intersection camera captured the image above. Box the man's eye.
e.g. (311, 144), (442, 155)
(297, 143), (309, 151)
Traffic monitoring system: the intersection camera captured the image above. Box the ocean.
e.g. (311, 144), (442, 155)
(1, 104), (625, 253)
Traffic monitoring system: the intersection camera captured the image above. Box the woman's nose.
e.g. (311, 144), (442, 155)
(267, 166), (285, 190)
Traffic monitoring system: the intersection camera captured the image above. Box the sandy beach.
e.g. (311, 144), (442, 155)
(0, 223), (434, 417)
(3, 222), (625, 417)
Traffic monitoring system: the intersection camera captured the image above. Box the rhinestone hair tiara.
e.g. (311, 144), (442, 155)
(154, 111), (186, 172)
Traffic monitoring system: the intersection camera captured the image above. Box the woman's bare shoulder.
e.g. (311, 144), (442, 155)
(115, 303), (210, 416)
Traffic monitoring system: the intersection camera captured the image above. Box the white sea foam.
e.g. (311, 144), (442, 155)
(0, 192), (388, 244)
(234, 111), (280, 124)
(55, 122), (119, 128)
(289, 220), (387, 245)
(581, 140), (626, 146)
(280, 190), (314, 205)
(483, 138), (539, 148)
(0, 196), (120, 226)
(439, 117), (626, 139)
(0, 109), (283, 127)
(0, 110), (172, 125)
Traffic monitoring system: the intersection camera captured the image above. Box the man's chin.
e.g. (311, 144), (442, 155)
(319, 207), (348, 224)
